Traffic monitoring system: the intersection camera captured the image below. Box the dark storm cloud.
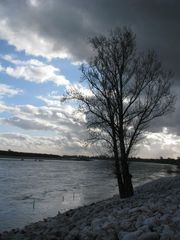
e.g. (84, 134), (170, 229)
(0, 0), (179, 133)
(0, 0), (180, 71)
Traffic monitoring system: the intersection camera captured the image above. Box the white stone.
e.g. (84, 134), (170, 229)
(160, 214), (171, 222)
(120, 230), (142, 240)
(172, 216), (180, 223)
(143, 216), (157, 227)
(174, 233), (180, 240)
(138, 225), (150, 232)
(120, 220), (132, 230)
(139, 232), (159, 240)
(175, 209), (180, 217)
(161, 225), (174, 240)
(91, 217), (109, 232)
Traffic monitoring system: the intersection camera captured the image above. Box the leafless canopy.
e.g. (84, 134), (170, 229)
(65, 27), (175, 197)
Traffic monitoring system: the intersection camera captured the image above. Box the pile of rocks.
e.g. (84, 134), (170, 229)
(1, 175), (180, 240)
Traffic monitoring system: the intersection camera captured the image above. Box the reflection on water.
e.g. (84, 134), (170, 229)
(0, 159), (178, 231)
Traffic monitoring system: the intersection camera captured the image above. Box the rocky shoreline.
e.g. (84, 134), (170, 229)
(1, 175), (180, 240)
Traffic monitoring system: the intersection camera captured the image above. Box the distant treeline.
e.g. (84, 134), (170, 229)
(129, 157), (180, 166)
(0, 150), (93, 161)
(0, 150), (180, 165)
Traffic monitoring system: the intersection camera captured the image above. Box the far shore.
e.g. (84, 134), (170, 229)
(0, 151), (180, 167)
(1, 175), (180, 240)
(0, 155), (180, 169)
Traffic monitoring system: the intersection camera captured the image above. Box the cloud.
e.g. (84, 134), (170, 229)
(0, 55), (70, 86)
(0, 0), (179, 69)
(0, 1), (75, 60)
(0, 1), (179, 126)
(0, 1), (179, 90)
(0, 0), (180, 156)
(0, 0), (98, 61)
(137, 129), (180, 159)
(0, 97), (91, 154)
(0, 83), (23, 98)
(0, 132), (91, 155)
(0, 96), (87, 149)
(1, 94), (180, 157)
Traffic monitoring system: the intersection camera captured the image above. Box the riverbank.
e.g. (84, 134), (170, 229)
(1, 149), (180, 166)
(1, 175), (180, 240)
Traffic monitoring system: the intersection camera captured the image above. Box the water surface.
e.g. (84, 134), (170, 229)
(0, 159), (177, 231)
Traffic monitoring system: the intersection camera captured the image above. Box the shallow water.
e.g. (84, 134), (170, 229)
(0, 158), (177, 231)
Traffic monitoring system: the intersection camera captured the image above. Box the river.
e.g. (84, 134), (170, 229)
(0, 158), (178, 231)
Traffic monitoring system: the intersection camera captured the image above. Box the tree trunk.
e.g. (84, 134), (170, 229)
(112, 124), (134, 198)
(121, 157), (134, 198)
(112, 126), (126, 198)
(114, 154), (134, 198)
(122, 174), (134, 198)
(114, 157), (125, 198)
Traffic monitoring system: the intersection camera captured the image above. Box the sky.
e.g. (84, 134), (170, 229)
(0, 0), (180, 158)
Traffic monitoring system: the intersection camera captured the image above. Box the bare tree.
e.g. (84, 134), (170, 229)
(65, 27), (175, 198)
